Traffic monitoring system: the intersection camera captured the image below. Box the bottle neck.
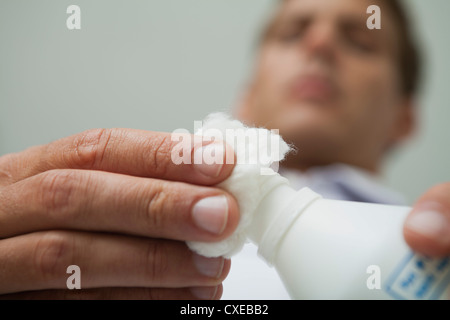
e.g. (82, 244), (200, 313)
(248, 181), (322, 266)
(247, 181), (295, 245)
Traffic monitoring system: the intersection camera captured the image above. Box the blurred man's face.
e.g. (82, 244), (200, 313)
(239, 0), (414, 171)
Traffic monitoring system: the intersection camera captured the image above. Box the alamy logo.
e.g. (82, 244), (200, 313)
(170, 121), (284, 175)
(66, 265), (81, 289)
(367, 5), (381, 30)
(366, 265), (381, 290)
(66, 5), (81, 30)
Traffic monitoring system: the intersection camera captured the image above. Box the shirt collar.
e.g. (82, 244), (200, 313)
(279, 163), (407, 205)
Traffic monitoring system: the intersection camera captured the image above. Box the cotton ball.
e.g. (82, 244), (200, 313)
(186, 113), (291, 258)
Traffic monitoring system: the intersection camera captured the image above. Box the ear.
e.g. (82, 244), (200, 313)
(391, 97), (418, 145)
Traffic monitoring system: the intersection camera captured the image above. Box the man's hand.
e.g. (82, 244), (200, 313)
(0, 128), (239, 299)
(404, 183), (450, 257)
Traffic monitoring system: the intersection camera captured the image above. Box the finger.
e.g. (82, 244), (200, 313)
(0, 230), (230, 295)
(0, 128), (236, 186)
(403, 183), (450, 257)
(0, 285), (223, 300)
(0, 169), (239, 241)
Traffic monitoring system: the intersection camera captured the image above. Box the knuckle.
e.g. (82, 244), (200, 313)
(0, 153), (17, 185)
(67, 128), (113, 169)
(38, 170), (82, 219)
(147, 134), (172, 177)
(144, 241), (170, 285)
(143, 289), (159, 300)
(144, 185), (170, 232)
(33, 231), (73, 282)
(138, 288), (161, 300)
(86, 289), (115, 300)
(147, 189), (167, 228)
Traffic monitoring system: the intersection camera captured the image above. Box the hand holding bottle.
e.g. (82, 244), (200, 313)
(404, 183), (450, 257)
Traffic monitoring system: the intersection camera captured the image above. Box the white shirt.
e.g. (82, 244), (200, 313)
(221, 164), (406, 300)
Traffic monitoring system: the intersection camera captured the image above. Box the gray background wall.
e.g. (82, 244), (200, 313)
(0, 0), (449, 204)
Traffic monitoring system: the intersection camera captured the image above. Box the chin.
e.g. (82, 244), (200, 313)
(274, 117), (337, 153)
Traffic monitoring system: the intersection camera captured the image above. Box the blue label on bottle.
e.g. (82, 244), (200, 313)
(385, 252), (450, 300)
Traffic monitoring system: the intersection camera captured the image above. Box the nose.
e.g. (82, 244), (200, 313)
(301, 23), (337, 65)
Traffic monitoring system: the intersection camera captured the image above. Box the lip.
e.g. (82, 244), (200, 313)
(289, 74), (337, 102)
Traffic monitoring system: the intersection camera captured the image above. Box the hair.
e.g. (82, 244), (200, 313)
(260, 0), (422, 96)
(382, 0), (422, 96)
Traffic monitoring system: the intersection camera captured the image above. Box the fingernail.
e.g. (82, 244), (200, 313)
(193, 143), (225, 178)
(190, 286), (218, 300)
(192, 195), (228, 235)
(405, 210), (450, 244)
(193, 254), (224, 278)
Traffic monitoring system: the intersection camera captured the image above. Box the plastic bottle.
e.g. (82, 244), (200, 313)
(247, 176), (450, 300)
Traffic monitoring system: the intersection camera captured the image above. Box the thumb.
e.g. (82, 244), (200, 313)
(403, 183), (450, 257)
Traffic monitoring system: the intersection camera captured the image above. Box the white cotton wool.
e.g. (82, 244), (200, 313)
(186, 113), (292, 258)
